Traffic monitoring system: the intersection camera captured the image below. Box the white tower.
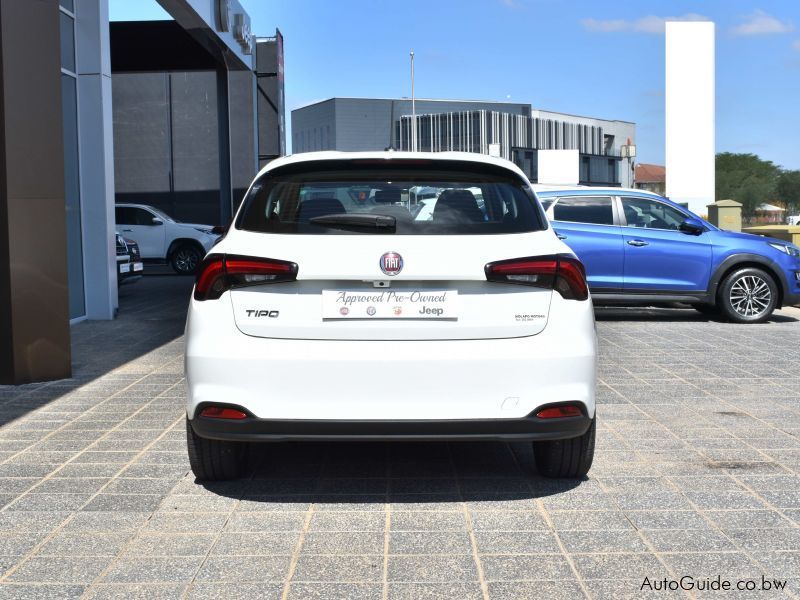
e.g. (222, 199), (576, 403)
(665, 21), (715, 215)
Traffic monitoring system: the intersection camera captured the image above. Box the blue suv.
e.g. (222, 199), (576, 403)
(535, 187), (800, 323)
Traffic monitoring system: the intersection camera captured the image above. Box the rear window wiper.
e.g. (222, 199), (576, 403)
(308, 213), (396, 232)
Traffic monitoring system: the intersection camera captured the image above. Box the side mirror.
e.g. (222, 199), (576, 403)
(679, 217), (704, 236)
(151, 217), (164, 226)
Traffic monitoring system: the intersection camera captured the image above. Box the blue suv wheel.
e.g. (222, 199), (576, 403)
(718, 267), (778, 324)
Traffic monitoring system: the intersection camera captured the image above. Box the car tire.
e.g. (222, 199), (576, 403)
(170, 243), (203, 275)
(718, 267), (778, 324)
(533, 418), (595, 478)
(186, 418), (246, 481)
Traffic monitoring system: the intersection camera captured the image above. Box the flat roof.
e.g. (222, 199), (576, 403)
(293, 97), (634, 125)
(304, 96), (528, 104)
(535, 109), (636, 125)
(291, 97), (529, 111)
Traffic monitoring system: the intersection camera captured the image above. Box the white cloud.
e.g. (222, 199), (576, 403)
(731, 10), (793, 36)
(581, 18), (628, 32)
(581, 13), (709, 34)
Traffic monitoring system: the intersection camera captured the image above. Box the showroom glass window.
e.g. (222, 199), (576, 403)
(61, 0), (85, 320)
(552, 196), (615, 226)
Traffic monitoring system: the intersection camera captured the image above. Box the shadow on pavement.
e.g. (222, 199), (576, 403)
(198, 440), (585, 504)
(0, 275), (193, 429)
(594, 305), (799, 323)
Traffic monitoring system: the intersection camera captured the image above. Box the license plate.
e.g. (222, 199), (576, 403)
(322, 290), (458, 320)
(119, 263), (130, 274)
(132, 262), (143, 272)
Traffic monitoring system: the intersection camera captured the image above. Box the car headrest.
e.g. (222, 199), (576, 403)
(433, 189), (484, 223)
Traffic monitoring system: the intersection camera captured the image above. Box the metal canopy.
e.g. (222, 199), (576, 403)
(156, 0), (254, 70)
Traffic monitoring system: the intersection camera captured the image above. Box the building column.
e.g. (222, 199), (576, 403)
(665, 21), (715, 215)
(216, 66), (233, 226)
(0, 0), (71, 383)
(76, 0), (117, 319)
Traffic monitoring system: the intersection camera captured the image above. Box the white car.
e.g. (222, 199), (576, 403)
(115, 232), (143, 284)
(115, 203), (220, 274)
(184, 151), (597, 480)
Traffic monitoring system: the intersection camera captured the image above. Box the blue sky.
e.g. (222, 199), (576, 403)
(110, 0), (800, 169)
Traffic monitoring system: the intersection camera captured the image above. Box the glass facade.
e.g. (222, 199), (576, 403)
(60, 3), (85, 320)
(59, 12), (75, 72)
(396, 110), (609, 159)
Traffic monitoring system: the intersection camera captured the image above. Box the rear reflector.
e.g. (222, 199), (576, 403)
(536, 405), (583, 419)
(194, 254), (298, 301)
(485, 254), (588, 300)
(199, 406), (248, 419)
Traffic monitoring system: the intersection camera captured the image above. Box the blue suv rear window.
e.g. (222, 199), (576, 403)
(553, 196), (614, 226)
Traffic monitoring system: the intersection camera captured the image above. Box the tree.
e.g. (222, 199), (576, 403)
(776, 170), (800, 216)
(715, 153), (780, 218)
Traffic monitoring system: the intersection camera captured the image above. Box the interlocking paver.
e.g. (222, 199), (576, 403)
(287, 582), (382, 599)
(293, 554), (383, 582)
(37, 533), (131, 557)
(1, 279), (800, 597)
(193, 555), (292, 582)
(389, 531), (473, 555)
(386, 555), (478, 582)
(100, 557), (203, 583)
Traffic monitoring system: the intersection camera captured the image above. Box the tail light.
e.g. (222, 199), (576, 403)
(199, 406), (248, 419)
(194, 254), (298, 301)
(485, 254), (588, 301)
(536, 404), (583, 419)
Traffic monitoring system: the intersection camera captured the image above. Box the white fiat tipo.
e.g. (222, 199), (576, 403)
(185, 152), (597, 480)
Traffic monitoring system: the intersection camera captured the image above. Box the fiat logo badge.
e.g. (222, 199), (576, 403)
(380, 252), (403, 276)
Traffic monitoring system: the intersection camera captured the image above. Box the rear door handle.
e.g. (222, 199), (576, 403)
(627, 239), (648, 247)
(122, 229), (132, 232)
(555, 231), (567, 240)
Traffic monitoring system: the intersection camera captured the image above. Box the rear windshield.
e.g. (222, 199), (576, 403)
(236, 163), (546, 235)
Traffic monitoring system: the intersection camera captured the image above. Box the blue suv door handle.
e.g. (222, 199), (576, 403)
(555, 231), (567, 240)
(627, 239), (649, 247)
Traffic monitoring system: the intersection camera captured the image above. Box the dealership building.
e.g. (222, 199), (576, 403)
(292, 98), (636, 188)
(0, 0), (284, 384)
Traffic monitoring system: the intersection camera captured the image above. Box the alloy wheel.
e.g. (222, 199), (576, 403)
(174, 248), (200, 273)
(728, 274), (772, 318)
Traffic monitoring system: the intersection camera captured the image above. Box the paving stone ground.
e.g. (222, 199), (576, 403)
(1, 275), (800, 599)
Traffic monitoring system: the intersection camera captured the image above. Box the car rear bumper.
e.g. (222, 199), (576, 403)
(185, 292), (596, 423)
(189, 405), (593, 442)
